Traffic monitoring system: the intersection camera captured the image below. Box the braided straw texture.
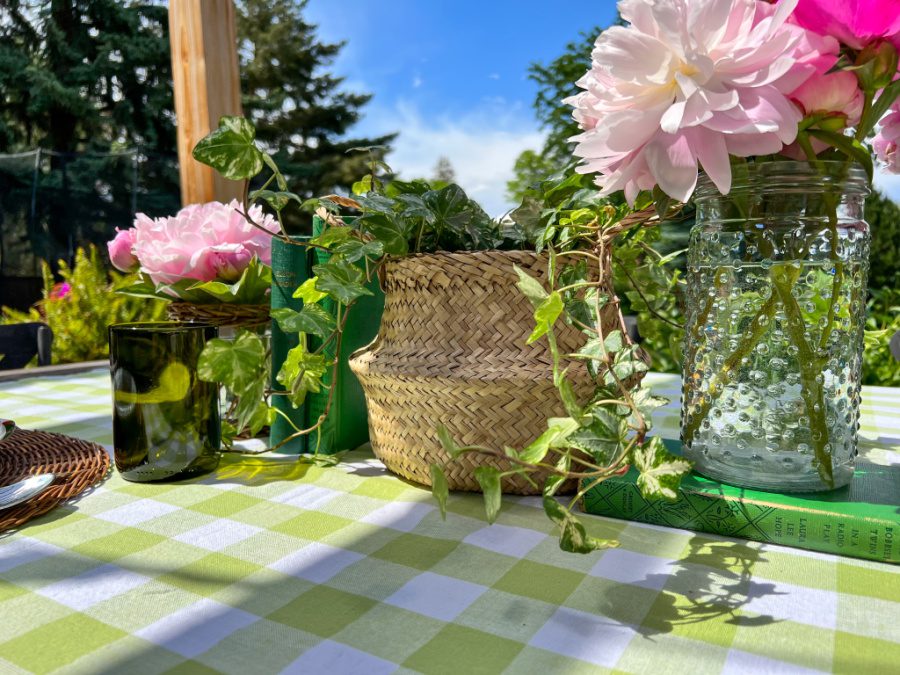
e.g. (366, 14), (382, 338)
(166, 302), (270, 328)
(350, 250), (627, 495)
(0, 428), (110, 532)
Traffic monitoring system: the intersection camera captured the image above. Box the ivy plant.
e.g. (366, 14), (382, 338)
(192, 116), (692, 550)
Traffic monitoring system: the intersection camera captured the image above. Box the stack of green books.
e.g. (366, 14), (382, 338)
(269, 219), (384, 454)
(581, 439), (899, 563)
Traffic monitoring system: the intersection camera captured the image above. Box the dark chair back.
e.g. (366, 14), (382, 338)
(890, 330), (900, 362)
(0, 323), (53, 370)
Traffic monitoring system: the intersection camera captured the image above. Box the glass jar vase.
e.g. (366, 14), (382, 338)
(681, 161), (870, 492)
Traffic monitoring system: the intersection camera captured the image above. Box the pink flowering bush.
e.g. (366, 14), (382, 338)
(111, 200), (279, 304)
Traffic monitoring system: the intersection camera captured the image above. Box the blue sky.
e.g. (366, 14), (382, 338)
(305, 0), (619, 215)
(304, 0), (900, 210)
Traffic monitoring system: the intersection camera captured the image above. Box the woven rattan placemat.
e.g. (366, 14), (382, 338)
(0, 428), (110, 532)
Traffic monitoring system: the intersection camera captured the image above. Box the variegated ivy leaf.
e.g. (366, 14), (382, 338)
(519, 417), (580, 464)
(309, 226), (354, 248)
(276, 343), (331, 408)
(513, 265), (548, 308)
(474, 466), (502, 523)
(312, 259), (373, 304)
(528, 291), (563, 344)
(633, 436), (691, 501)
(332, 239), (384, 263)
(293, 277), (328, 303)
(271, 306), (336, 339)
(192, 116), (264, 181)
(542, 493), (618, 554)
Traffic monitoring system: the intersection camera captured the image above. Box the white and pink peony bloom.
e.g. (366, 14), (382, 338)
(128, 201), (278, 286)
(874, 102), (900, 173)
(567, 0), (838, 203)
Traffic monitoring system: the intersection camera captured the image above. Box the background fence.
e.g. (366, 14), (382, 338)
(0, 149), (180, 309)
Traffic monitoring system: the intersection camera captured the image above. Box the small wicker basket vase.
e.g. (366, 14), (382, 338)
(166, 302), (270, 329)
(350, 250), (620, 495)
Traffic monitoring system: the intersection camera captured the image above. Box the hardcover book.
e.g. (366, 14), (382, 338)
(580, 440), (899, 564)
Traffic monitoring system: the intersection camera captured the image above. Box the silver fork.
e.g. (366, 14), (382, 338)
(0, 474), (55, 510)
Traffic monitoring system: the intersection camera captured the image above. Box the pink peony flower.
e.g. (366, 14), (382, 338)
(131, 200), (278, 286)
(107, 228), (139, 273)
(790, 0), (900, 51)
(790, 70), (864, 126)
(567, 0), (838, 203)
(189, 243), (254, 282)
(874, 102), (900, 173)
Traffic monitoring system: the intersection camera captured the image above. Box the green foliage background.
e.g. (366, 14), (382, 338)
(1, 246), (166, 364)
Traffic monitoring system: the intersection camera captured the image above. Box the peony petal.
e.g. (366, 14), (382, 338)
(694, 128), (732, 194)
(644, 131), (699, 202)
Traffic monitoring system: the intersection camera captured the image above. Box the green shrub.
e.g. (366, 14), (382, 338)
(863, 287), (900, 387)
(2, 245), (167, 364)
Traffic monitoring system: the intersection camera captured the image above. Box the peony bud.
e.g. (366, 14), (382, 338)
(107, 228), (139, 273)
(790, 71), (864, 127)
(855, 40), (900, 91)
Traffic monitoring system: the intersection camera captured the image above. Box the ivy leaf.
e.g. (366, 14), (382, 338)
(474, 466), (502, 523)
(262, 154), (288, 190)
(604, 330), (624, 353)
(192, 116), (264, 181)
(514, 265), (548, 308)
(567, 409), (624, 465)
(436, 424), (464, 459)
(309, 226), (354, 248)
(233, 379), (266, 432)
(572, 337), (604, 378)
(528, 291), (563, 344)
(276, 342), (331, 407)
(358, 213), (410, 256)
(520, 417), (580, 464)
(197, 330), (266, 392)
(251, 189), (302, 212)
(633, 436), (692, 500)
(352, 174), (373, 195)
(332, 239), (384, 263)
(312, 259), (373, 304)
(271, 305), (336, 338)
(293, 277), (328, 303)
(431, 464), (449, 520)
(542, 493), (617, 554)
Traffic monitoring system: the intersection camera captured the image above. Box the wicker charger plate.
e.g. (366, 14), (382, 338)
(0, 428), (110, 532)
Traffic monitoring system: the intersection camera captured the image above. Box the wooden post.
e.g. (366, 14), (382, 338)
(169, 0), (244, 205)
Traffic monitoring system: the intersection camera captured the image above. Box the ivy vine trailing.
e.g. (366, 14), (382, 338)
(192, 116), (692, 552)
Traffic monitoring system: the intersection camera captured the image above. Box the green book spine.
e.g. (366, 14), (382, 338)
(269, 236), (309, 454)
(581, 440), (899, 564)
(306, 217), (384, 454)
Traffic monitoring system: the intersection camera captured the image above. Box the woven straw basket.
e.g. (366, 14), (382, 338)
(166, 302), (270, 329)
(349, 249), (629, 495)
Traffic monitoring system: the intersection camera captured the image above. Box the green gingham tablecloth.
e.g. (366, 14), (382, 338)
(0, 369), (898, 675)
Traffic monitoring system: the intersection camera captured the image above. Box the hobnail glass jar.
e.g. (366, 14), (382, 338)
(681, 162), (870, 492)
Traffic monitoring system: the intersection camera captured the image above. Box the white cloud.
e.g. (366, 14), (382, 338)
(873, 170), (900, 202)
(412, 76), (423, 89)
(361, 99), (545, 216)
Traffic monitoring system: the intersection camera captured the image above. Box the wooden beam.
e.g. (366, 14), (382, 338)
(169, 0), (244, 205)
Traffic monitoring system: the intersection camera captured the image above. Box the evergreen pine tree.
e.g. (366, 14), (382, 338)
(432, 156), (456, 184)
(237, 0), (395, 228)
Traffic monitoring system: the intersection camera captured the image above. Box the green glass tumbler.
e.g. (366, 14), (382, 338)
(109, 322), (221, 482)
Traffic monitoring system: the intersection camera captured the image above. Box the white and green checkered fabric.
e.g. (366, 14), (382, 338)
(0, 369), (898, 674)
